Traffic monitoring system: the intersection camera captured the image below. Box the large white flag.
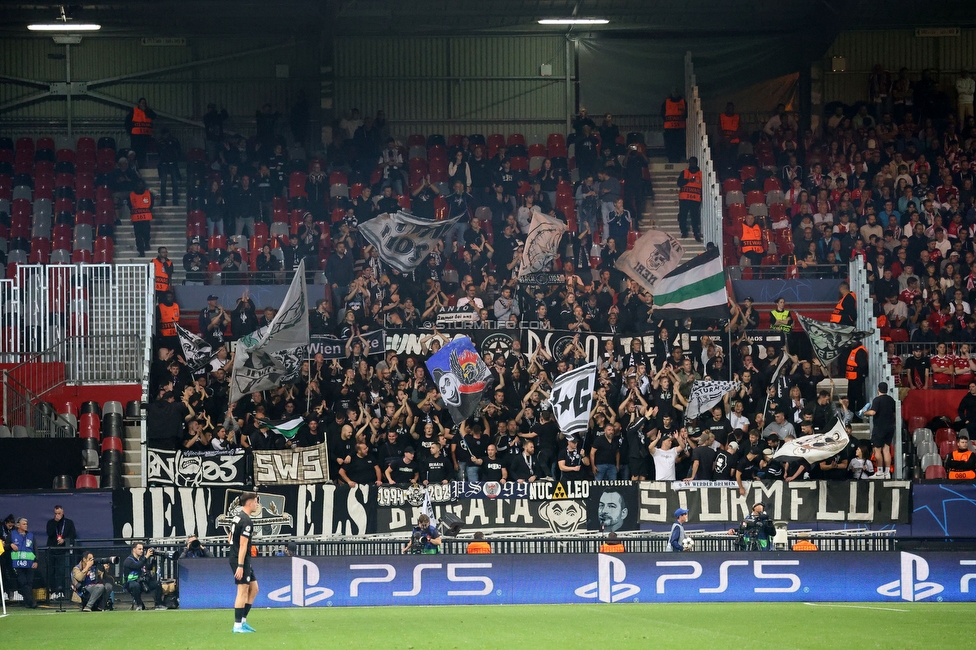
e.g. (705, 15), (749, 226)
(547, 362), (597, 440)
(614, 229), (684, 292)
(519, 211), (567, 279)
(686, 380), (740, 420)
(230, 261), (309, 402)
(773, 417), (849, 465)
(359, 210), (462, 273)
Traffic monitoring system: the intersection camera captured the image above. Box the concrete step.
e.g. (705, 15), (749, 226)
(124, 461), (141, 476)
(123, 438), (141, 451)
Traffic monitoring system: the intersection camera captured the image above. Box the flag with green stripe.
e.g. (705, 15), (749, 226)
(651, 248), (729, 320)
(263, 416), (305, 440)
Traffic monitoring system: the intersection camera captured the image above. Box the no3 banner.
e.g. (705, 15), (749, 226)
(179, 552), (976, 608)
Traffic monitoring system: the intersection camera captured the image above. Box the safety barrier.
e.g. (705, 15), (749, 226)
(684, 52), (723, 259)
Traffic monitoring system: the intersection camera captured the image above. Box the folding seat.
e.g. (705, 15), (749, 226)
(925, 465), (947, 479)
(487, 134), (505, 153)
(722, 178), (742, 194)
(745, 190), (765, 206)
(330, 183), (349, 199)
(528, 143), (547, 159)
(766, 190), (785, 206)
(29, 237), (51, 264)
(50, 249), (72, 264)
(407, 134), (426, 147)
(763, 177), (782, 193)
(289, 172), (307, 198)
(547, 133), (566, 150)
(725, 191), (744, 207)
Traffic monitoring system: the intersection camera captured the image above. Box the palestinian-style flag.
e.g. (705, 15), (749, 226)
(651, 248), (729, 320)
(265, 417), (305, 440)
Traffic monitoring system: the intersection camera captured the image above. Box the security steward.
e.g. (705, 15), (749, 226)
(661, 88), (687, 163)
(599, 532), (625, 553)
(718, 102), (742, 167)
(769, 297), (793, 334)
(125, 97), (156, 167)
(153, 247), (173, 299)
(846, 338), (869, 415)
(156, 290), (181, 352)
(128, 179), (153, 258)
(734, 212), (765, 266)
(945, 434), (976, 480)
(677, 156), (702, 241)
(830, 282), (858, 326)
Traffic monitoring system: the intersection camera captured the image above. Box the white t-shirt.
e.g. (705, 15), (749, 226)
(957, 77), (975, 104)
(730, 413), (749, 431)
(652, 447), (679, 481)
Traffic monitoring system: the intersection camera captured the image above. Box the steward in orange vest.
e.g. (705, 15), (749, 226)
(157, 291), (180, 339)
(599, 533), (625, 553)
(125, 97), (156, 167)
(661, 88), (687, 163)
(735, 213), (765, 265)
(830, 282), (857, 325)
(152, 248), (173, 294)
(466, 532), (491, 554)
(946, 436), (976, 480)
(677, 157), (703, 240)
(719, 104), (741, 144)
(128, 179), (153, 257)
(846, 342), (868, 413)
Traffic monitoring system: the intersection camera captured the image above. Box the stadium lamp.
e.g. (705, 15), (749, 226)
(538, 18), (609, 25)
(28, 22), (100, 31)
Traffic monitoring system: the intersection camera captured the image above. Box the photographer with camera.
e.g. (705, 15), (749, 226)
(183, 535), (212, 559)
(71, 552), (115, 612)
(732, 502), (776, 551)
(401, 514), (442, 555)
(122, 542), (165, 610)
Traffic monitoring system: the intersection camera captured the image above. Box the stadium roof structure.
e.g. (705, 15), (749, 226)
(1, 0), (974, 37)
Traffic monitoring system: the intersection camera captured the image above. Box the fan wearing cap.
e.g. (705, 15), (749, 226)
(200, 294), (230, 349)
(668, 509), (689, 552)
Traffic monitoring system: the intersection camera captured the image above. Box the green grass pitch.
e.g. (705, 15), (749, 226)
(3, 602), (972, 649)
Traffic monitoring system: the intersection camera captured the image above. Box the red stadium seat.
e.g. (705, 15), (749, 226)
(627, 230), (639, 250)
(72, 249), (92, 263)
(93, 248), (112, 264)
(329, 171), (348, 186)
(739, 165), (758, 181)
(745, 190), (765, 206)
(763, 177), (782, 192)
(80, 412), (100, 439)
(722, 178), (742, 194)
(288, 172), (307, 198)
(507, 133), (526, 147)
(406, 134), (426, 147)
(36, 137), (55, 152)
(909, 416), (927, 433)
(935, 428), (956, 446)
(924, 465), (947, 480)
(547, 133), (566, 150)
(101, 436), (123, 454)
(75, 474), (99, 489)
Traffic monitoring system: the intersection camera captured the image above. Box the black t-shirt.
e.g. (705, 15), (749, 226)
(706, 417), (733, 446)
(692, 445), (717, 480)
(455, 434), (489, 463)
(736, 455), (759, 480)
(228, 511), (253, 567)
(345, 454), (379, 484)
(714, 449), (737, 480)
(532, 421), (560, 453)
(479, 456), (506, 481)
(763, 458), (786, 480)
(557, 446), (585, 476)
(591, 434), (621, 465)
(871, 394), (897, 432)
(388, 457), (419, 484)
(424, 453), (451, 483)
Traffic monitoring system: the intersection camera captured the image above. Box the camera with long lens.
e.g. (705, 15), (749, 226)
(93, 556), (120, 565)
(407, 529), (428, 554)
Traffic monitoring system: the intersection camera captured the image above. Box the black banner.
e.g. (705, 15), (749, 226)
(309, 330), (385, 359)
(147, 448), (247, 487)
(385, 328), (520, 357)
(112, 484), (377, 539)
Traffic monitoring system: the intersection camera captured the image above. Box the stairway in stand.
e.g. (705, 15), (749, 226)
(113, 167), (187, 285)
(638, 159), (704, 264)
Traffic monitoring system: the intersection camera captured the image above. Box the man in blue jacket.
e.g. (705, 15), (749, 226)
(668, 508), (689, 552)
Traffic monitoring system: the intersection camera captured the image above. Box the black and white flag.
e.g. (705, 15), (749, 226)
(774, 417), (850, 465)
(519, 212), (567, 279)
(547, 362), (597, 440)
(686, 380), (741, 420)
(359, 210), (462, 273)
(230, 261), (309, 402)
(797, 314), (857, 367)
(176, 324), (213, 371)
(614, 229), (684, 292)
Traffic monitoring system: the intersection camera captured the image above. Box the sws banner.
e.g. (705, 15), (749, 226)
(253, 442), (330, 486)
(147, 448), (247, 487)
(179, 551), (976, 608)
(113, 484), (377, 539)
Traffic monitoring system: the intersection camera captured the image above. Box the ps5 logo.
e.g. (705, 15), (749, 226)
(877, 552), (944, 602)
(575, 554), (641, 603)
(268, 557), (334, 606)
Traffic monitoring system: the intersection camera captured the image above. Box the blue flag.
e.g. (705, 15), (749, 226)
(425, 336), (493, 423)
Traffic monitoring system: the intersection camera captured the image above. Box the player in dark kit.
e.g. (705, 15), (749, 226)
(230, 491), (260, 634)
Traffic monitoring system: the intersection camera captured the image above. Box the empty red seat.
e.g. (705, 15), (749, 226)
(253, 221), (269, 239)
(935, 428), (956, 445)
(507, 133), (526, 146)
(763, 177), (782, 192)
(722, 178), (742, 194)
(93, 248), (112, 264)
(510, 156), (528, 171)
(627, 230), (639, 250)
(101, 436), (123, 454)
(289, 172), (307, 198)
(36, 137), (55, 152)
(745, 190), (765, 206)
(79, 412), (100, 439)
(75, 474), (99, 489)
(740, 165), (758, 181)
(924, 465), (947, 480)
(329, 171), (348, 186)
(72, 249), (92, 263)
(406, 134), (426, 147)
(547, 133), (566, 150)
(528, 143), (547, 158)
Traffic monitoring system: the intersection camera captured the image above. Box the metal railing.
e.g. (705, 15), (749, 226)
(725, 263), (849, 280)
(684, 52), (723, 259)
(850, 258), (902, 475)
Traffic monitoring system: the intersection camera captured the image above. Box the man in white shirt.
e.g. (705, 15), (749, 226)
(456, 284), (485, 315)
(649, 431), (680, 481)
(956, 69), (974, 123)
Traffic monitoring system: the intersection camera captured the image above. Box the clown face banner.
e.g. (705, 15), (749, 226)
(425, 336), (493, 424)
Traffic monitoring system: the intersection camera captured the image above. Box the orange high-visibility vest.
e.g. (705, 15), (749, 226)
(846, 345), (866, 380)
(599, 542), (625, 553)
(129, 190), (153, 222)
(720, 113), (741, 143)
(678, 169), (702, 202)
(948, 450), (976, 480)
(466, 541), (491, 554)
(830, 292), (856, 323)
(740, 223), (764, 253)
(664, 98), (687, 129)
(152, 258), (170, 293)
(131, 107), (153, 136)
(158, 303), (180, 337)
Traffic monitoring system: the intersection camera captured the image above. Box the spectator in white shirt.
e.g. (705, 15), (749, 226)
(956, 69), (974, 124)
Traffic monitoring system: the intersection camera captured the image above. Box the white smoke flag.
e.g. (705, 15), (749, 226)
(519, 211), (567, 279)
(547, 362), (597, 440)
(176, 323), (213, 371)
(614, 229), (684, 292)
(230, 260), (309, 402)
(773, 417), (850, 465)
(685, 380), (740, 421)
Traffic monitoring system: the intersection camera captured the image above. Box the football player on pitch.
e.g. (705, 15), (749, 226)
(230, 492), (260, 633)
